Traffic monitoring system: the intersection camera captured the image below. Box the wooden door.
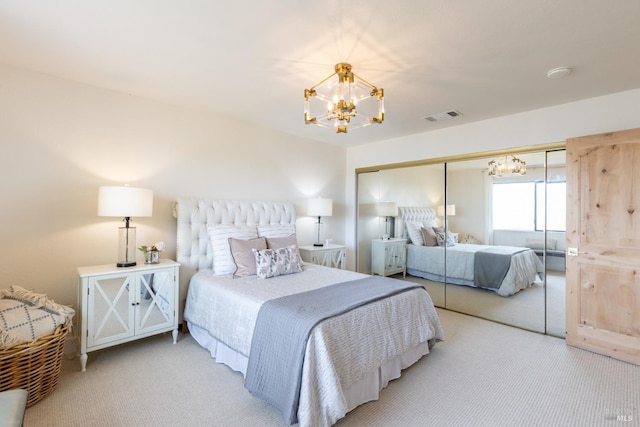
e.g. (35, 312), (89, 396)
(566, 128), (640, 365)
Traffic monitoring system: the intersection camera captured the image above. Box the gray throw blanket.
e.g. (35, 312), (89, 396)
(474, 246), (526, 289)
(244, 276), (424, 425)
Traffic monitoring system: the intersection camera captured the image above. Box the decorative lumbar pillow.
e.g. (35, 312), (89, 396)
(0, 285), (75, 348)
(405, 221), (425, 245)
(257, 224), (296, 238)
(229, 237), (267, 278)
(420, 226), (438, 247)
(436, 230), (457, 247)
(208, 224), (259, 275)
(253, 245), (302, 279)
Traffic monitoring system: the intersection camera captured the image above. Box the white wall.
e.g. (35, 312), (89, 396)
(448, 168), (487, 243)
(345, 89), (640, 269)
(0, 63), (347, 312)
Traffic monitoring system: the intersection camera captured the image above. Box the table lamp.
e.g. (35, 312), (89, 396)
(307, 197), (332, 247)
(98, 185), (153, 267)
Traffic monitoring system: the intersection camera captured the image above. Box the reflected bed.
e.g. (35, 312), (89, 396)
(398, 207), (543, 297)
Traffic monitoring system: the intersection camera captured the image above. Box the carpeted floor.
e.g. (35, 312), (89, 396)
(400, 271), (566, 337)
(24, 308), (638, 427)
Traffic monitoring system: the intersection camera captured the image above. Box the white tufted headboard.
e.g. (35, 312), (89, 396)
(175, 199), (297, 284)
(396, 207), (437, 240)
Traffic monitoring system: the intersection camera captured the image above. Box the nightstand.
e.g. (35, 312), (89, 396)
(299, 244), (346, 269)
(371, 238), (407, 277)
(77, 259), (180, 371)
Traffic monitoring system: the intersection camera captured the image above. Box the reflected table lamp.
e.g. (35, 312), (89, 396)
(307, 197), (332, 247)
(436, 204), (456, 217)
(377, 201), (398, 239)
(98, 185), (153, 267)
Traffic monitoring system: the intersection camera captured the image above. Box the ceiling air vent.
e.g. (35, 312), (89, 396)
(424, 110), (463, 122)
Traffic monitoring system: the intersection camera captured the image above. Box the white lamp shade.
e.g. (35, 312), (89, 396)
(377, 201), (398, 217)
(98, 186), (153, 218)
(437, 204), (456, 217)
(307, 197), (333, 217)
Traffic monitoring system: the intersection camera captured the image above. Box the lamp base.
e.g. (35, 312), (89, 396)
(117, 261), (136, 268)
(117, 225), (137, 268)
(313, 243), (324, 247)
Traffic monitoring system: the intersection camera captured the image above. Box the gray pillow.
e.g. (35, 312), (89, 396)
(229, 237), (266, 278)
(266, 234), (303, 264)
(266, 234), (297, 249)
(420, 226), (438, 247)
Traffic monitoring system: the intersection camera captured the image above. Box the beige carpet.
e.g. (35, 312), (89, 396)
(401, 272), (566, 337)
(24, 308), (638, 427)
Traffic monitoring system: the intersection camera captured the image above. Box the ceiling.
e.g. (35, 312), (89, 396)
(1, 1), (639, 147)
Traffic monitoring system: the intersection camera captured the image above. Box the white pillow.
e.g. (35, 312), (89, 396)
(208, 224), (258, 275)
(405, 221), (425, 245)
(423, 219), (438, 229)
(258, 224), (296, 238)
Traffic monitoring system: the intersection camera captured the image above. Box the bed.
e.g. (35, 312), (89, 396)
(176, 199), (444, 427)
(397, 207), (543, 297)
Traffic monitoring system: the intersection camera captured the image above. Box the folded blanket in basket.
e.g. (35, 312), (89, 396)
(0, 285), (75, 348)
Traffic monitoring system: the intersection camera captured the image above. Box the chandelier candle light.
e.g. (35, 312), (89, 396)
(304, 63), (384, 133)
(98, 185), (153, 267)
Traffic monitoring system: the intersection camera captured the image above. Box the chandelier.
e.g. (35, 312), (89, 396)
(304, 63), (384, 133)
(487, 155), (526, 177)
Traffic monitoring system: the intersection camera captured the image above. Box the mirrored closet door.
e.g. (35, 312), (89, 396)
(356, 145), (566, 337)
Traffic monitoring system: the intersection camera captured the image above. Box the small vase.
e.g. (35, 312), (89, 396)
(144, 250), (160, 264)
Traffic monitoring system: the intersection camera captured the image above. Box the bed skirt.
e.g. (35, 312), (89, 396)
(188, 322), (431, 423)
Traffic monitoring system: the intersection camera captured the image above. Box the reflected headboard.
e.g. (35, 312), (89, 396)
(396, 207), (437, 240)
(175, 199), (297, 284)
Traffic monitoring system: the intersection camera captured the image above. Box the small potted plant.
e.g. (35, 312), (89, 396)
(138, 241), (165, 264)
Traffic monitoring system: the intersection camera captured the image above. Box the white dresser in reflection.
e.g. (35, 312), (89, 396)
(371, 238), (407, 277)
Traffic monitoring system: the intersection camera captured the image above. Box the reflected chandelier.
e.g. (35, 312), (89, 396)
(487, 155), (526, 177)
(304, 63), (384, 133)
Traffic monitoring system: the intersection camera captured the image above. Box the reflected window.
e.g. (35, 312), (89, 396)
(492, 182), (535, 230)
(536, 181), (566, 232)
(492, 181), (566, 231)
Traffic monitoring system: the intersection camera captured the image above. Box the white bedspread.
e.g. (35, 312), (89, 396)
(406, 243), (543, 296)
(184, 263), (444, 427)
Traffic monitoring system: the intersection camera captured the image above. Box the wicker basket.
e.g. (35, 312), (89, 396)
(0, 324), (69, 407)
